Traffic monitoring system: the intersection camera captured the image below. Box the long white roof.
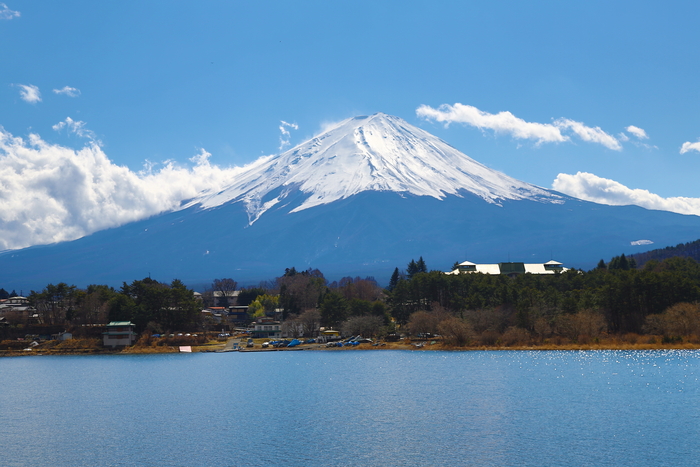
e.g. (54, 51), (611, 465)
(447, 261), (569, 275)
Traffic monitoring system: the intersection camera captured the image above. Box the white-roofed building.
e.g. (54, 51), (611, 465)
(447, 260), (568, 277)
(0, 296), (31, 312)
(102, 321), (137, 348)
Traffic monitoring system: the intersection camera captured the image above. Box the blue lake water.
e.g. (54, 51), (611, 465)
(1, 350), (699, 467)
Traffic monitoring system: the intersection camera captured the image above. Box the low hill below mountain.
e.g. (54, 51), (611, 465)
(631, 239), (700, 267)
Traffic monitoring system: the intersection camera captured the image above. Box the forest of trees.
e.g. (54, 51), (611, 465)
(3, 269), (388, 339)
(631, 238), (700, 266)
(18, 278), (201, 334)
(4, 253), (700, 346)
(390, 255), (700, 345)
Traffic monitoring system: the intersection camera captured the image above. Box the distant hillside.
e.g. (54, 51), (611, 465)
(631, 239), (700, 266)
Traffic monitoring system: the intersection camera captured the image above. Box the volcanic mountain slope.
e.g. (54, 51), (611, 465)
(183, 113), (564, 223)
(2, 113), (700, 289)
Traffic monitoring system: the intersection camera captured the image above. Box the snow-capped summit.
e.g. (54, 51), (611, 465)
(187, 113), (562, 224)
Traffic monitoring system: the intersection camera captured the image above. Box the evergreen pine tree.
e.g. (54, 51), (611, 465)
(608, 256), (620, 270)
(608, 254), (631, 270)
(407, 260), (419, 279)
(417, 256), (427, 273)
(619, 254), (629, 270)
(388, 267), (400, 291)
(597, 259), (606, 269)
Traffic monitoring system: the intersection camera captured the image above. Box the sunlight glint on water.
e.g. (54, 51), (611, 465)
(1, 350), (698, 467)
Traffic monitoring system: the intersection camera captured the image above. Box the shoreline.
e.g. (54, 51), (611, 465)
(3, 340), (700, 357)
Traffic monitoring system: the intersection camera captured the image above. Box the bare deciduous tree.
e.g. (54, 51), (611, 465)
(341, 315), (383, 337)
(645, 302), (700, 337)
(501, 326), (532, 346)
(555, 310), (606, 341)
(212, 278), (238, 307)
(282, 314), (301, 337)
(408, 304), (453, 336)
(298, 309), (321, 337)
(437, 317), (474, 347)
(464, 307), (510, 334)
(533, 317), (552, 339)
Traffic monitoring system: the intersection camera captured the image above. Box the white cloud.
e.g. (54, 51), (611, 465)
(0, 3), (19, 20)
(680, 141), (700, 154)
(278, 120), (298, 150)
(553, 171), (700, 216)
(416, 103), (567, 144)
(0, 127), (248, 250)
(626, 125), (648, 140)
(52, 117), (99, 143)
(15, 84), (41, 103)
(417, 103), (621, 150)
(555, 118), (621, 150)
(53, 86), (81, 97)
(621, 125), (656, 150)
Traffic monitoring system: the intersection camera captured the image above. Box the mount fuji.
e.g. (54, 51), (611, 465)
(3, 113), (700, 290)
(184, 113), (563, 223)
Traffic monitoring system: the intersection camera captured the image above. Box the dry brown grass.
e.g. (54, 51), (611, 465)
(121, 344), (178, 354)
(53, 338), (102, 350)
(0, 339), (30, 351)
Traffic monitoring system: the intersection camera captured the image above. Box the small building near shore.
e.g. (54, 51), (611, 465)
(0, 296), (35, 316)
(316, 329), (340, 343)
(103, 321), (137, 348)
(227, 306), (250, 326)
(57, 331), (73, 341)
(251, 318), (282, 339)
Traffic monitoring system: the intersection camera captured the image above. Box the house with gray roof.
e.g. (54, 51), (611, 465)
(103, 321), (137, 348)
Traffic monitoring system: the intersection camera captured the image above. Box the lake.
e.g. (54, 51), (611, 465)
(1, 350), (698, 466)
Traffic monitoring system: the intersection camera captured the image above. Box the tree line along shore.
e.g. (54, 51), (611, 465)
(3, 254), (700, 354)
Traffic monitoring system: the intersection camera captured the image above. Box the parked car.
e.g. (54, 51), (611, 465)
(262, 341), (270, 348)
(246, 338), (254, 348)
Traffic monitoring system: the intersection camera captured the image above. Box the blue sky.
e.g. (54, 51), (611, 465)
(1, 1), (700, 249)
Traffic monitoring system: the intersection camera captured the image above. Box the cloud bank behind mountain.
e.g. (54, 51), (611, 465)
(553, 172), (700, 216)
(0, 127), (251, 250)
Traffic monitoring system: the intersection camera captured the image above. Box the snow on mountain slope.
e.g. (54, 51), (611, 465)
(185, 113), (563, 224)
